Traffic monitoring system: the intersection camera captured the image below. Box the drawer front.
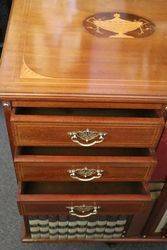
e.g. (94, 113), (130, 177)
(18, 200), (147, 216)
(18, 182), (151, 216)
(15, 161), (155, 182)
(12, 122), (163, 147)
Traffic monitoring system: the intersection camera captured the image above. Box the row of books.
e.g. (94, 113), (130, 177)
(29, 215), (128, 240)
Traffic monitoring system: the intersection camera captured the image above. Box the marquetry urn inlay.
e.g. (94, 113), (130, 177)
(83, 12), (155, 38)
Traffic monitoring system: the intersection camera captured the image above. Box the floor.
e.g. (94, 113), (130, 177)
(0, 107), (166, 250)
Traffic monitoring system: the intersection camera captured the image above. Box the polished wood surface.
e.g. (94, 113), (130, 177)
(0, 0), (167, 102)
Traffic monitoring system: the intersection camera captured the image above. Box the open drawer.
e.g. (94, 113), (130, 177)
(11, 107), (164, 147)
(18, 182), (151, 216)
(15, 147), (156, 182)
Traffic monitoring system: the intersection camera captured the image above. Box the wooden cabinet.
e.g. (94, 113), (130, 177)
(0, 0), (167, 244)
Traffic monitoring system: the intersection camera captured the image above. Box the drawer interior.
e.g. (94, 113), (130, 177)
(21, 182), (147, 195)
(14, 107), (159, 118)
(18, 147), (151, 157)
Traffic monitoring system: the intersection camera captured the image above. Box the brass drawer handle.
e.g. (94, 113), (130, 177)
(66, 205), (100, 218)
(68, 128), (107, 147)
(68, 167), (104, 182)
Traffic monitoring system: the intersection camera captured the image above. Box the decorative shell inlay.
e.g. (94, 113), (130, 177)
(83, 12), (155, 38)
(20, 58), (55, 79)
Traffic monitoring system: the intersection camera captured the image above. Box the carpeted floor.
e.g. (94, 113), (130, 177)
(0, 104), (166, 250)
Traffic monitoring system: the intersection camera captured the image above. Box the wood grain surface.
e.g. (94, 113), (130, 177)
(0, 0), (167, 102)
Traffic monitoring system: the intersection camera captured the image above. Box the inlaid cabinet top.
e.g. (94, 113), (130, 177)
(0, 0), (167, 101)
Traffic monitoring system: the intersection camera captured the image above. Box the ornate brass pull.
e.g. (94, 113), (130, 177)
(66, 205), (100, 218)
(68, 167), (104, 182)
(68, 128), (107, 147)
